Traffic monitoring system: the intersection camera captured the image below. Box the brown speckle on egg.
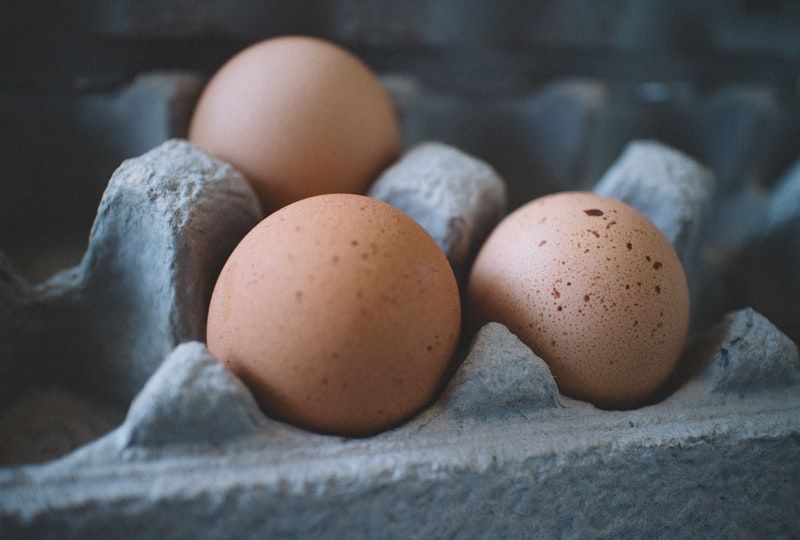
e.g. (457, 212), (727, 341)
(468, 191), (690, 409)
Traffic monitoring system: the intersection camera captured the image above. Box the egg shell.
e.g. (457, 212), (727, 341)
(468, 192), (689, 408)
(189, 36), (400, 212)
(206, 194), (461, 436)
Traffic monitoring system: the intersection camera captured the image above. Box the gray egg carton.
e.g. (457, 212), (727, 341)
(2, 71), (800, 538)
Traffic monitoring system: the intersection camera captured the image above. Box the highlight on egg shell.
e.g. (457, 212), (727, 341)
(189, 35), (401, 213)
(206, 194), (461, 437)
(468, 192), (690, 409)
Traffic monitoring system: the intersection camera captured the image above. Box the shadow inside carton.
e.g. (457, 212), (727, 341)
(0, 385), (125, 466)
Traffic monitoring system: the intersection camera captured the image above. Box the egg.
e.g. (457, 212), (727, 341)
(189, 36), (400, 212)
(468, 192), (689, 408)
(206, 194), (461, 436)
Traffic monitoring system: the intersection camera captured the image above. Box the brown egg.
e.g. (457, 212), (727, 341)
(469, 192), (689, 408)
(207, 194), (460, 436)
(189, 36), (400, 212)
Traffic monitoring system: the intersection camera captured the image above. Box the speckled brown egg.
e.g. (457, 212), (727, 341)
(206, 194), (460, 436)
(468, 192), (689, 408)
(188, 36), (400, 212)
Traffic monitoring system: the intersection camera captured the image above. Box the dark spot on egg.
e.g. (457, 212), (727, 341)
(626, 242), (632, 251)
(587, 229), (600, 238)
(552, 288), (560, 299)
(645, 255), (651, 262)
(539, 240), (547, 247)
(655, 285), (661, 294)
(294, 291), (303, 303)
(351, 240), (359, 246)
(584, 209), (604, 216)
(583, 294), (590, 302)
(653, 261), (662, 270)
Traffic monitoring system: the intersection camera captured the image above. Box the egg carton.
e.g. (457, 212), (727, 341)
(2, 69), (800, 538)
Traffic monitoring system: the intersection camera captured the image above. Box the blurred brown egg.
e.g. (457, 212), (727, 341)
(206, 194), (460, 436)
(469, 192), (689, 408)
(189, 36), (400, 212)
